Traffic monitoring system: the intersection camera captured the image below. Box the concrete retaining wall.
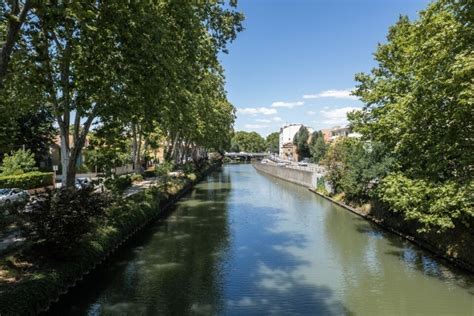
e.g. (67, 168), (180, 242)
(253, 163), (319, 188)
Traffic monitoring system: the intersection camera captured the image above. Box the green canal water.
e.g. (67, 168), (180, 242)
(48, 164), (474, 315)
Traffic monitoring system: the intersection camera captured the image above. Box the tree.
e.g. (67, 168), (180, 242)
(349, 0), (474, 183)
(309, 131), (328, 163)
(322, 138), (394, 201)
(0, 108), (55, 164)
(230, 131), (266, 153)
(293, 126), (310, 160)
(84, 123), (130, 177)
(347, 0), (473, 230)
(2, 1), (243, 186)
(265, 132), (279, 153)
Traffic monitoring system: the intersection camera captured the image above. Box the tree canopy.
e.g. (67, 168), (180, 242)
(230, 131), (266, 153)
(266, 132), (279, 153)
(293, 126), (310, 160)
(345, 0), (474, 232)
(1, 1), (244, 186)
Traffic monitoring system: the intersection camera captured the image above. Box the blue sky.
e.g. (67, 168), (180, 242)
(220, 0), (431, 136)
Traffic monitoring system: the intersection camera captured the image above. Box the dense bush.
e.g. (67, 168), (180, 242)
(22, 187), (111, 257)
(104, 175), (132, 194)
(0, 149), (37, 176)
(0, 171), (54, 189)
(155, 161), (175, 177)
(377, 173), (474, 233)
(323, 138), (394, 202)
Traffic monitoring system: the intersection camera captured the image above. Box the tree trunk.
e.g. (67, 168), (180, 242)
(59, 126), (70, 186)
(131, 122), (138, 170)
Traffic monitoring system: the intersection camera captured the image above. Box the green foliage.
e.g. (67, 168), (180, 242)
(309, 131), (328, 163)
(130, 174), (143, 182)
(350, 0), (474, 183)
(323, 138), (394, 201)
(230, 131), (266, 152)
(0, 149), (37, 175)
(85, 125), (131, 177)
(378, 173), (474, 233)
(104, 175), (132, 195)
(76, 164), (90, 173)
(316, 177), (329, 196)
(0, 109), (55, 163)
(266, 132), (279, 153)
(0, 171), (53, 189)
(155, 161), (175, 177)
(341, 0), (474, 232)
(293, 126), (310, 160)
(22, 187), (111, 257)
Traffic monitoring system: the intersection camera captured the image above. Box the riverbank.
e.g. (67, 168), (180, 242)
(0, 161), (221, 315)
(253, 162), (474, 273)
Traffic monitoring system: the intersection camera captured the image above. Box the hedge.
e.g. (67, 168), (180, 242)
(0, 172), (54, 189)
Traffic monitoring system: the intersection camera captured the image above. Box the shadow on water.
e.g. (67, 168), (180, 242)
(46, 166), (352, 315)
(221, 201), (352, 315)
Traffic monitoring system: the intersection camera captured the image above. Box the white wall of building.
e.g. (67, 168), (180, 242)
(279, 124), (303, 157)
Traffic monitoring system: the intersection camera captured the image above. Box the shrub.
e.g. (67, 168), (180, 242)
(315, 177), (329, 195)
(131, 174), (143, 182)
(155, 161), (174, 177)
(104, 175), (132, 194)
(0, 172), (54, 189)
(377, 173), (474, 233)
(22, 187), (111, 257)
(0, 149), (37, 176)
(181, 162), (194, 175)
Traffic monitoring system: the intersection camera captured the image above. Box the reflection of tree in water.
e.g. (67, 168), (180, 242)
(127, 171), (233, 315)
(322, 199), (474, 314)
(47, 170), (233, 315)
(47, 165), (473, 315)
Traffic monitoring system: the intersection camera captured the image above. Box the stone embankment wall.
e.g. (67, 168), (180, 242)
(252, 163), (320, 189)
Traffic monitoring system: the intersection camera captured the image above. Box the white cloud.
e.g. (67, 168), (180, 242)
(303, 89), (358, 100)
(307, 111), (316, 115)
(254, 116), (282, 124)
(320, 106), (361, 126)
(271, 101), (304, 108)
(245, 124), (269, 129)
(237, 107), (277, 115)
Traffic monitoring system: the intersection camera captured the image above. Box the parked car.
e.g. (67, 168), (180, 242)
(298, 158), (310, 166)
(75, 177), (93, 189)
(0, 188), (30, 206)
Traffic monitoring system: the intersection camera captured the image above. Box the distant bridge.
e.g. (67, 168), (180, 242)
(224, 152), (268, 161)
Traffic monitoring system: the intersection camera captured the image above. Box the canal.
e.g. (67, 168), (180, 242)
(48, 164), (474, 315)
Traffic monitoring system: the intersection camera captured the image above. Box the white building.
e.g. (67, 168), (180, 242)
(279, 124), (314, 158)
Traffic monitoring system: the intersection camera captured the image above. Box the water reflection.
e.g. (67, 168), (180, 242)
(47, 164), (473, 315)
